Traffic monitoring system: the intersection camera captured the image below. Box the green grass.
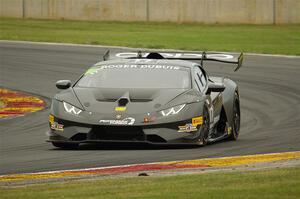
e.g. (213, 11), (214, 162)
(1, 167), (300, 199)
(1, 18), (300, 55)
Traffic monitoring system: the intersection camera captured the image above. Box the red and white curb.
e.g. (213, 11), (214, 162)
(1, 151), (299, 185)
(0, 88), (45, 119)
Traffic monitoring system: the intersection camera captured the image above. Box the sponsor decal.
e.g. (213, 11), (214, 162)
(98, 64), (180, 70)
(85, 64), (182, 75)
(49, 115), (64, 131)
(192, 116), (203, 126)
(99, 117), (135, 125)
(178, 124), (197, 133)
(50, 122), (64, 131)
(115, 106), (126, 112)
(115, 52), (234, 60)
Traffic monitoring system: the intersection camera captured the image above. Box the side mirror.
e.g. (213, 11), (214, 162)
(56, 80), (71, 89)
(206, 83), (225, 95)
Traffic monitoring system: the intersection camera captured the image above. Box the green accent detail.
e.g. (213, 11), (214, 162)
(85, 68), (100, 75)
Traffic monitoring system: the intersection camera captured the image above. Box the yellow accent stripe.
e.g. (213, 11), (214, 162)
(1, 107), (43, 112)
(0, 115), (21, 118)
(49, 114), (54, 124)
(115, 106), (126, 111)
(2, 97), (44, 103)
(0, 101), (5, 109)
(163, 151), (300, 166)
(0, 172), (94, 182)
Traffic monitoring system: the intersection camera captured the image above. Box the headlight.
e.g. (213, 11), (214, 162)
(63, 101), (82, 115)
(160, 104), (186, 116)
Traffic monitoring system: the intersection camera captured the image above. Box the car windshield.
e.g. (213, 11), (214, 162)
(76, 64), (191, 89)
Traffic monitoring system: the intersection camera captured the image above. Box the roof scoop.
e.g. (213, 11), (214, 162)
(117, 92), (130, 107)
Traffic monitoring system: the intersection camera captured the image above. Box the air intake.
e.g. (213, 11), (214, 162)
(117, 91), (130, 107)
(118, 98), (129, 106)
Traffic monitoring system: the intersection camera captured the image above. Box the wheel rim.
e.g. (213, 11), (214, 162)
(233, 100), (240, 136)
(202, 108), (209, 142)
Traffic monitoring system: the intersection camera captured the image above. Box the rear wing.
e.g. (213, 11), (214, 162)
(103, 51), (244, 71)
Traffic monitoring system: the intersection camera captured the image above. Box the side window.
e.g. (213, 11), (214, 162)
(194, 66), (207, 92)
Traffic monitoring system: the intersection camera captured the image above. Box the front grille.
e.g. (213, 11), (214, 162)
(146, 135), (166, 143)
(70, 133), (87, 141)
(89, 126), (146, 141)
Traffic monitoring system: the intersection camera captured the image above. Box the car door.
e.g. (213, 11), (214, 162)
(194, 65), (222, 126)
(193, 66), (213, 123)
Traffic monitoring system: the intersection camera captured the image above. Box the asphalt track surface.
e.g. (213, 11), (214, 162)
(0, 41), (299, 175)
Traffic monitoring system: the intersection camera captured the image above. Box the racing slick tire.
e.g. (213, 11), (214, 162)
(52, 142), (79, 149)
(200, 106), (210, 145)
(229, 91), (240, 140)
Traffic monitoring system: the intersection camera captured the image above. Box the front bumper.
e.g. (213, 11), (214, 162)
(47, 117), (205, 145)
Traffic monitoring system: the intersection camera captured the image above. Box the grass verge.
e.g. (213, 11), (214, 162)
(1, 167), (300, 199)
(1, 18), (300, 55)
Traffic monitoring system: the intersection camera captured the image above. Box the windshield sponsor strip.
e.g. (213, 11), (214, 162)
(85, 64), (186, 75)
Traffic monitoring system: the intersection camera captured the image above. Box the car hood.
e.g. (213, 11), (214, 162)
(72, 87), (198, 114)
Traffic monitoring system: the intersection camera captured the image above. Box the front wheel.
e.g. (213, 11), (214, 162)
(229, 92), (240, 140)
(52, 142), (79, 149)
(199, 106), (210, 145)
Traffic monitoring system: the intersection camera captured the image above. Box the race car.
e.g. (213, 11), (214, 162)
(47, 51), (243, 148)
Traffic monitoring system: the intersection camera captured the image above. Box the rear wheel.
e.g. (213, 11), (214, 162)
(52, 142), (79, 149)
(229, 92), (240, 140)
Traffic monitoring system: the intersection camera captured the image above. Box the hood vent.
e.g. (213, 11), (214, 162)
(96, 98), (152, 103)
(96, 98), (117, 102)
(130, 99), (152, 102)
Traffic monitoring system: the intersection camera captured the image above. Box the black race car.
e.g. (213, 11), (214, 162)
(47, 51), (243, 148)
